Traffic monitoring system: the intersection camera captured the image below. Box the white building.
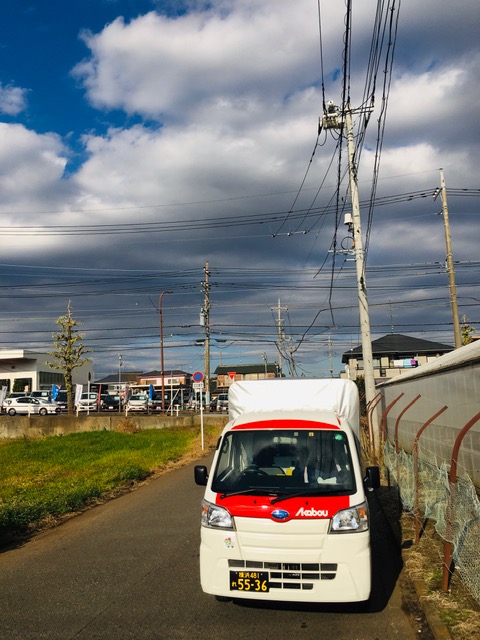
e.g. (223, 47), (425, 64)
(0, 349), (93, 393)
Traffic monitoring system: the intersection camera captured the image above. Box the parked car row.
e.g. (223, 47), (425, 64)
(1, 391), (231, 415)
(0, 393), (123, 415)
(124, 394), (174, 412)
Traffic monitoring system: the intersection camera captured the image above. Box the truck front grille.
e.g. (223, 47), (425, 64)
(228, 559), (337, 590)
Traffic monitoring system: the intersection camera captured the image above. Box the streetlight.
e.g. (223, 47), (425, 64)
(160, 290), (173, 412)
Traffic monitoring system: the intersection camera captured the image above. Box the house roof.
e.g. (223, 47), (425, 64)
(214, 363), (278, 375)
(140, 370), (191, 378)
(341, 333), (454, 363)
(96, 372), (142, 384)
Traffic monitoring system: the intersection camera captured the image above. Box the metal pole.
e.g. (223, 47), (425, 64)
(159, 290), (172, 412)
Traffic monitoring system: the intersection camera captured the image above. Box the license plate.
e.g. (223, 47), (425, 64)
(230, 571), (269, 593)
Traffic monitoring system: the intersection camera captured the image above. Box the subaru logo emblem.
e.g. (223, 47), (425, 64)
(271, 509), (290, 521)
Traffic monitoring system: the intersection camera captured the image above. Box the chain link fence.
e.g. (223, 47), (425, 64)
(384, 439), (480, 604)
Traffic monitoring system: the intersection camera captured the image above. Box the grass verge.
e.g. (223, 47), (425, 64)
(0, 424), (221, 539)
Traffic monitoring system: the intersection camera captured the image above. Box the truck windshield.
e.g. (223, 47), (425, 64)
(211, 428), (356, 496)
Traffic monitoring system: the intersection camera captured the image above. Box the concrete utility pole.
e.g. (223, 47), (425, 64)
(159, 290), (172, 412)
(436, 169), (461, 348)
(328, 336), (333, 378)
(323, 101), (379, 459)
(272, 299), (287, 377)
(344, 107), (378, 451)
(202, 262), (211, 404)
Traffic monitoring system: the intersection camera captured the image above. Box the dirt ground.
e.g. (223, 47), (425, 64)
(376, 486), (480, 640)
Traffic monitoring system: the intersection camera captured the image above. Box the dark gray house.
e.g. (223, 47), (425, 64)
(341, 334), (454, 381)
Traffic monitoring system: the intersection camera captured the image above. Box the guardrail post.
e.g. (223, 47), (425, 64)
(394, 395), (421, 489)
(413, 405), (448, 543)
(377, 392), (404, 486)
(442, 410), (480, 591)
(367, 392), (382, 463)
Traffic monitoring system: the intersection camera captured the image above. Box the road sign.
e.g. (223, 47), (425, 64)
(227, 371), (236, 380)
(192, 371), (204, 382)
(193, 382), (204, 391)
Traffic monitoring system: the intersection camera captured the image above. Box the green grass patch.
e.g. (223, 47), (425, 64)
(0, 427), (205, 536)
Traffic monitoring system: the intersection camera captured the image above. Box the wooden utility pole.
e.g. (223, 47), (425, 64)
(438, 168), (461, 348)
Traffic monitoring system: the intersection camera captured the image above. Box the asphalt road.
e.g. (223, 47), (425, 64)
(0, 456), (421, 640)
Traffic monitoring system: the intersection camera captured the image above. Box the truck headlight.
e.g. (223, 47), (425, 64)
(329, 501), (369, 533)
(201, 500), (234, 530)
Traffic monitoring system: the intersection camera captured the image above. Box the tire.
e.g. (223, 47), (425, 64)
(8, 408), (16, 416)
(39, 407), (47, 416)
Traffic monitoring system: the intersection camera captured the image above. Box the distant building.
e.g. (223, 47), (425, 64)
(341, 334), (454, 382)
(0, 349), (93, 393)
(137, 370), (192, 388)
(214, 363), (279, 393)
(96, 370), (192, 402)
(134, 370), (192, 406)
(95, 371), (143, 395)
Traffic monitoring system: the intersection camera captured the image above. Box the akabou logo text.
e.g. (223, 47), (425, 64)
(295, 507), (329, 518)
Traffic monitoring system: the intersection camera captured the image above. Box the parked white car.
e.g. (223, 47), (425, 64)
(76, 392), (103, 412)
(2, 396), (61, 416)
(126, 394), (148, 412)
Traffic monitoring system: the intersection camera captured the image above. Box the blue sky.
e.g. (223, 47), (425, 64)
(0, 0), (479, 380)
(0, 1), (174, 165)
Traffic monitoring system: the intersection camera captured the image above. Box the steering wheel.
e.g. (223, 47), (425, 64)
(268, 466), (286, 475)
(241, 465), (269, 477)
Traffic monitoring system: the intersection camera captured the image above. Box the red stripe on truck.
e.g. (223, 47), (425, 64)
(231, 418), (341, 430)
(216, 494), (350, 520)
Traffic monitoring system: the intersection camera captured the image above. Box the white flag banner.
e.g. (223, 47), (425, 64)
(74, 384), (83, 406)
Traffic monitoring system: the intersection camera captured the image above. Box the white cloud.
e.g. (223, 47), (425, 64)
(0, 83), (27, 115)
(72, 1), (327, 121)
(0, 123), (68, 204)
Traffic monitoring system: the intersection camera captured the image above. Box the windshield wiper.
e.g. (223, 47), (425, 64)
(218, 487), (278, 499)
(271, 489), (322, 504)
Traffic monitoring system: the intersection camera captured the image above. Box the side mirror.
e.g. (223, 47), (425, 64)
(194, 465), (209, 486)
(364, 466), (380, 490)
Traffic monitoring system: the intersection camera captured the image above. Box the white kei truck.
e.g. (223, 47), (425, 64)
(194, 378), (380, 603)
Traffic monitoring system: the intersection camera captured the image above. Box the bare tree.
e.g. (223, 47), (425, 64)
(46, 301), (91, 414)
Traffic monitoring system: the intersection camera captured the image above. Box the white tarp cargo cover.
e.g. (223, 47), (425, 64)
(228, 379), (360, 437)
